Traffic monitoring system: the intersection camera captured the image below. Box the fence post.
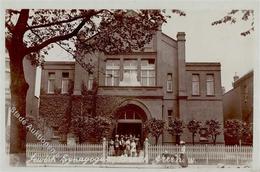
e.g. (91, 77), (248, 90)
(236, 145), (239, 165)
(103, 138), (106, 163)
(144, 138), (149, 164)
(206, 144), (209, 165)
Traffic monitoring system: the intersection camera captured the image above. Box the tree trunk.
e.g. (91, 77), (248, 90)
(155, 136), (159, 145)
(213, 135), (217, 145)
(192, 133), (195, 145)
(7, 39), (29, 166)
(176, 135), (180, 145)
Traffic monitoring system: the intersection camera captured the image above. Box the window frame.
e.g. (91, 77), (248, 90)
(167, 109), (173, 127)
(206, 74), (215, 96)
(166, 73), (173, 92)
(105, 60), (120, 86)
(141, 59), (155, 86)
(192, 74), (200, 96)
(61, 72), (70, 94)
(88, 73), (94, 90)
(47, 72), (55, 94)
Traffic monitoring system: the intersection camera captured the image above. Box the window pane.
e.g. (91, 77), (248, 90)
(62, 72), (69, 78)
(206, 74), (214, 95)
(48, 72), (55, 79)
(141, 78), (147, 86)
(167, 73), (172, 80)
(48, 80), (55, 93)
(192, 74), (199, 81)
(88, 79), (93, 90)
(124, 60), (137, 68)
(62, 79), (69, 93)
(141, 70), (148, 77)
(106, 60), (120, 67)
(149, 70), (155, 77)
(192, 82), (199, 95)
(114, 77), (119, 86)
(167, 81), (173, 92)
(106, 77), (112, 86)
(192, 74), (200, 95)
(149, 77), (155, 86)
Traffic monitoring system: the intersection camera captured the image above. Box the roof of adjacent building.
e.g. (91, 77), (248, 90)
(233, 70), (253, 88)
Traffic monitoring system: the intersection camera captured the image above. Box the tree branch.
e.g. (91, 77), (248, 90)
(26, 9), (105, 30)
(26, 14), (85, 30)
(26, 18), (87, 54)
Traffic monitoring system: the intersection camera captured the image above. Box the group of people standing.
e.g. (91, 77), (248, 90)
(108, 134), (141, 157)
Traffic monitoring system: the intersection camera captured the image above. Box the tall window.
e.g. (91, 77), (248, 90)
(61, 72), (70, 94)
(106, 60), (120, 86)
(88, 73), (94, 90)
(48, 72), (55, 94)
(192, 74), (200, 96)
(122, 59), (139, 86)
(141, 59), (155, 86)
(206, 74), (214, 96)
(168, 110), (173, 127)
(167, 73), (173, 92)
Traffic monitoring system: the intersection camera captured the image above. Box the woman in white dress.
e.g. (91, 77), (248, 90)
(130, 140), (136, 157)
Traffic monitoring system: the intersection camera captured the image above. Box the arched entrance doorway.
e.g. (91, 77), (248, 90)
(114, 104), (147, 143)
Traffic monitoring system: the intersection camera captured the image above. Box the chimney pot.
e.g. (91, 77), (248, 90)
(177, 32), (186, 41)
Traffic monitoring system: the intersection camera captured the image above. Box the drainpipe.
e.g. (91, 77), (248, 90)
(162, 104), (164, 145)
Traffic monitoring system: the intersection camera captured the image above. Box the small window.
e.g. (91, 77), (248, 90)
(61, 72), (70, 94)
(192, 74), (200, 96)
(62, 72), (69, 78)
(167, 73), (173, 92)
(168, 110), (173, 127)
(206, 74), (214, 96)
(52, 126), (60, 138)
(88, 73), (94, 90)
(48, 72), (55, 94)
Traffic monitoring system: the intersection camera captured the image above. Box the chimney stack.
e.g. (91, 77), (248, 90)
(233, 72), (239, 82)
(177, 32), (187, 97)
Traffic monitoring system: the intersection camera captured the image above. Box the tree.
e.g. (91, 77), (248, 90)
(211, 10), (254, 36)
(143, 118), (165, 145)
(72, 115), (112, 143)
(224, 119), (242, 145)
(5, 9), (173, 163)
(224, 119), (253, 145)
(187, 120), (201, 145)
(205, 119), (221, 145)
(168, 118), (185, 145)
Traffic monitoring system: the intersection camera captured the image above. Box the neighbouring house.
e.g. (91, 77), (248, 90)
(223, 71), (253, 144)
(26, 30), (224, 145)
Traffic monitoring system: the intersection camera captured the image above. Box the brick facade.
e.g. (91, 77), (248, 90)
(36, 31), (224, 144)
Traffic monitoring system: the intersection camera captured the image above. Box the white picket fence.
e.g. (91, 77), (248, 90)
(148, 144), (252, 165)
(26, 143), (103, 166)
(26, 142), (252, 166)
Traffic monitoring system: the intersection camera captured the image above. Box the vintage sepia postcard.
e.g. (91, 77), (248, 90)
(1, 0), (260, 172)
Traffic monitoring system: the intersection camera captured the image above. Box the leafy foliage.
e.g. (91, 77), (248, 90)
(143, 118), (165, 145)
(224, 119), (253, 145)
(168, 118), (185, 135)
(212, 10), (254, 36)
(71, 115), (113, 143)
(205, 119), (221, 145)
(168, 118), (185, 144)
(187, 120), (201, 145)
(5, 9), (185, 69)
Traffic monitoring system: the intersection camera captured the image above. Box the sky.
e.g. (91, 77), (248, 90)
(45, 8), (256, 92)
(162, 9), (256, 91)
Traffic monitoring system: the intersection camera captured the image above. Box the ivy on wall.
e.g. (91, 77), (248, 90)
(39, 92), (126, 143)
